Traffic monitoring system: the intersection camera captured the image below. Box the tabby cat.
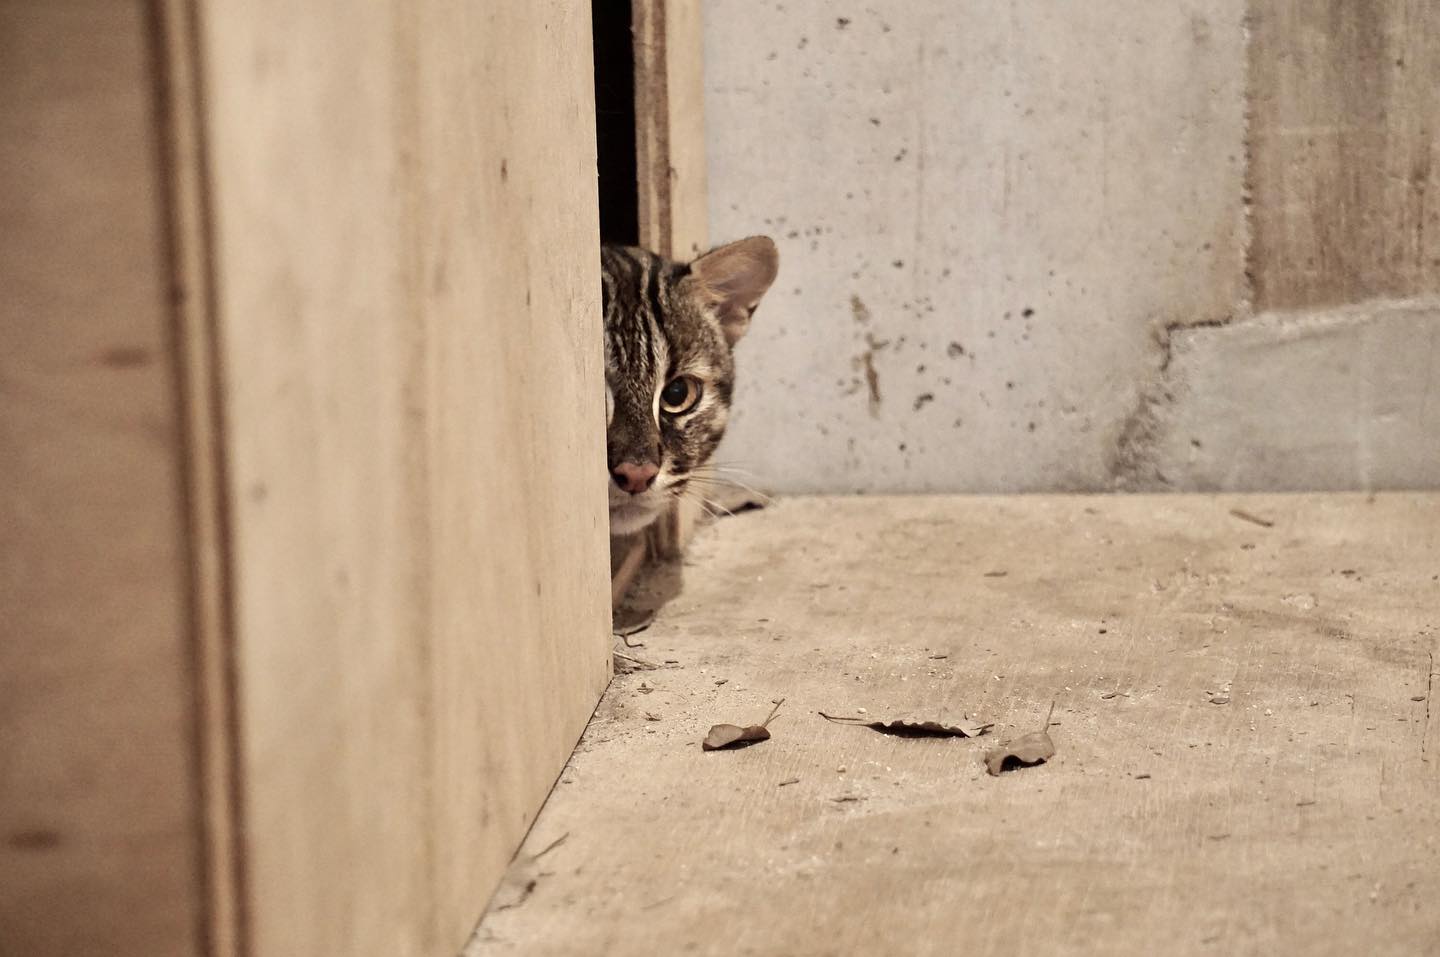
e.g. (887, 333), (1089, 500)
(602, 237), (779, 537)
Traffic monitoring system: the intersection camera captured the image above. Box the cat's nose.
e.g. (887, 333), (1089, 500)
(611, 461), (659, 494)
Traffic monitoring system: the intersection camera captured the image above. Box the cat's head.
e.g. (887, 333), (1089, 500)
(602, 236), (779, 536)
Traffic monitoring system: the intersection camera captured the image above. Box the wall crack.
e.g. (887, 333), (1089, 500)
(1109, 313), (1236, 489)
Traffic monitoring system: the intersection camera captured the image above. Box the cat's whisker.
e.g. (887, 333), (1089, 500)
(692, 494), (737, 520)
(692, 462), (764, 480)
(698, 457), (762, 467)
(683, 472), (773, 504)
(672, 480), (741, 520)
(680, 477), (766, 500)
(689, 463), (767, 487)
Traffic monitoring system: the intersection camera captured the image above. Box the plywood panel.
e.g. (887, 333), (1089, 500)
(634, 0), (709, 559)
(0, 2), (207, 954)
(197, 0), (610, 953)
(154, 0), (244, 950)
(634, 0), (709, 261)
(6, 2), (610, 953)
(413, 1), (612, 945)
(198, 5), (431, 950)
(1249, 1), (1440, 309)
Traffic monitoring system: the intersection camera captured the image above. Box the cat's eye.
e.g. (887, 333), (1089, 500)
(659, 376), (702, 415)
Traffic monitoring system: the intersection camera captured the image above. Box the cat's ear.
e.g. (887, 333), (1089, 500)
(687, 236), (779, 346)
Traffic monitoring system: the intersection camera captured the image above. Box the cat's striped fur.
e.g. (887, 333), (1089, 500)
(601, 237), (779, 536)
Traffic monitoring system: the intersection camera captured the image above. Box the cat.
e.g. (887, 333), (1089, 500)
(601, 236), (779, 537)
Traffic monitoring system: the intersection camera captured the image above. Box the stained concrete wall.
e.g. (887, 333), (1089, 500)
(704, 0), (1440, 493)
(1147, 302), (1440, 491)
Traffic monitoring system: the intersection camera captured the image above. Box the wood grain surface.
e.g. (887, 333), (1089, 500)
(1249, 1), (1440, 309)
(196, 1), (612, 952)
(634, 0), (709, 565)
(0, 4), (208, 954)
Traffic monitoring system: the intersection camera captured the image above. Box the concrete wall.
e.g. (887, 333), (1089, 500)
(704, 0), (1440, 493)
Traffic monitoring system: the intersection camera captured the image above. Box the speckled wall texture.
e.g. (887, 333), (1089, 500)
(705, 1), (1440, 493)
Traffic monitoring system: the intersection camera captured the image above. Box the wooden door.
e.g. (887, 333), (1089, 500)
(0, 2), (610, 955)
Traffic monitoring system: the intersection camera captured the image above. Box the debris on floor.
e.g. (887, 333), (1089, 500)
(1228, 507), (1275, 528)
(983, 703), (1058, 776)
(488, 833), (568, 912)
(473, 494), (1440, 954)
(818, 711), (992, 738)
(702, 698), (785, 751)
(612, 650), (660, 673)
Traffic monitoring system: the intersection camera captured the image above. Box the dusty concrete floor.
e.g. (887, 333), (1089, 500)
(470, 494), (1439, 956)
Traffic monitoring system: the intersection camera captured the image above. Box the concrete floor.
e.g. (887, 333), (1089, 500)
(470, 494), (1439, 956)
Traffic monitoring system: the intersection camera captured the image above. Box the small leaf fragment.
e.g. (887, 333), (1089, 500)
(702, 699), (784, 751)
(613, 650), (659, 673)
(984, 701), (1058, 776)
(1229, 507), (1275, 528)
(818, 711), (992, 738)
(984, 730), (1056, 775)
(702, 723), (769, 750)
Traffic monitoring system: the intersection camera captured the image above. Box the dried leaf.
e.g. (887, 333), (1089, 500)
(702, 723), (769, 750)
(818, 711), (992, 738)
(703, 699), (784, 751)
(1229, 507), (1275, 528)
(613, 650), (659, 673)
(983, 702), (1058, 776)
(984, 730), (1056, 775)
